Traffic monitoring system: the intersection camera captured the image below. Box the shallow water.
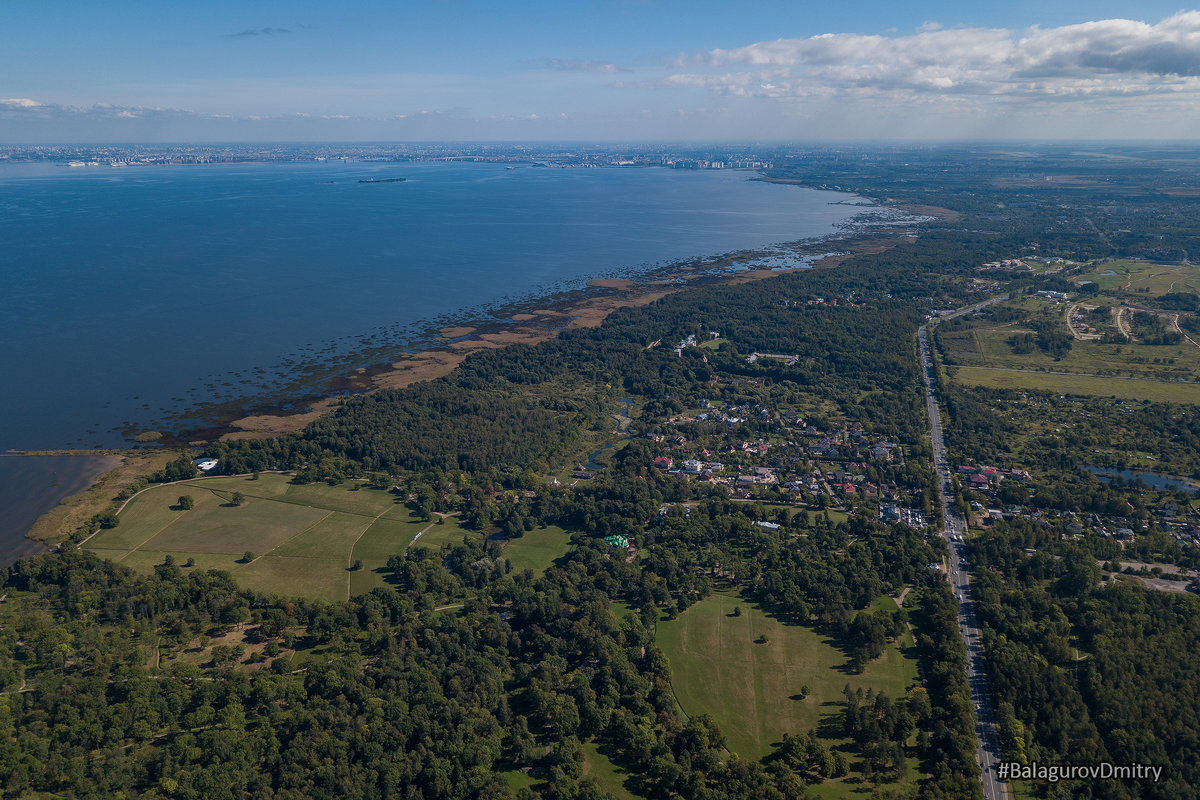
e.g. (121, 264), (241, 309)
(0, 162), (865, 451)
(0, 454), (121, 565)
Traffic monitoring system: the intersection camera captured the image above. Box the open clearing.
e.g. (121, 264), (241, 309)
(86, 474), (428, 601)
(938, 264), (1200, 392)
(940, 320), (1200, 382)
(657, 592), (921, 797)
(951, 366), (1200, 404)
(500, 524), (572, 574)
(87, 473), (579, 600)
(1075, 259), (1200, 295)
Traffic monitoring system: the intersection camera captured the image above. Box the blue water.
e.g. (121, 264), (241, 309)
(1082, 465), (1199, 493)
(0, 161), (863, 450)
(0, 454), (122, 565)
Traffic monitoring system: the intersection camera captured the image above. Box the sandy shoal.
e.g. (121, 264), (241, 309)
(220, 234), (907, 441)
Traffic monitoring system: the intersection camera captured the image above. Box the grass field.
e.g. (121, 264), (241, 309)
(657, 592), (921, 797)
(937, 267), (1200, 391)
(582, 741), (642, 800)
(501, 525), (573, 574)
(499, 737), (645, 798)
(408, 520), (482, 553)
(951, 366), (1200, 404)
(1075, 259), (1200, 295)
(403, 521), (573, 577)
(86, 474), (435, 601)
(940, 320), (1200, 381)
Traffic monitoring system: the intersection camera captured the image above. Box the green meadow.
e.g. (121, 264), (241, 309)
(88, 473), (577, 600)
(87, 473), (429, 602)
(657, 592), (922, 798)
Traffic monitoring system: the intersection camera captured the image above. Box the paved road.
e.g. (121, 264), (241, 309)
(919, 294), (1010, 800)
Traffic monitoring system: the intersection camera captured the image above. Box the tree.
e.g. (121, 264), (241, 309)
(177, 495), (194, 510)
(352, 559), (364, 571)
(241, 551), (255, 563)
(231, 491), (246, 506)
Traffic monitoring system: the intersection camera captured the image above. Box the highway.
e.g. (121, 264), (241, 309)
(917, 294), (1010, 800)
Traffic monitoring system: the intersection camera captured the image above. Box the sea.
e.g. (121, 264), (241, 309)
(0, 160), (868, 451)
(0, 454), (122, 565)
(0, 159), (871, 556)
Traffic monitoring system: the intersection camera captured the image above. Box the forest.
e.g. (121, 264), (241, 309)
(968, 520), (1200, 799)
(14, 147), (1200, 798)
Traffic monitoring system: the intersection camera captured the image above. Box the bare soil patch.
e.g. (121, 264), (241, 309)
(222, 398), (342, 440)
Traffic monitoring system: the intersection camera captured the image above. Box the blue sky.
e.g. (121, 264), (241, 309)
(3, 0), (1200, 141)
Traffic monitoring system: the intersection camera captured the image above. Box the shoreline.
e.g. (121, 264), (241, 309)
(15, 208), (926, 546)
(190, 227), (917, 443)
(0, 452), (127, 562)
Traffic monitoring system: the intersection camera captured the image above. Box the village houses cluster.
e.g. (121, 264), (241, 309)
(641, 402), (929, 529)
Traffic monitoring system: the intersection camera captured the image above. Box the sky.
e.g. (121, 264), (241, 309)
(3, 0), (1200, 142)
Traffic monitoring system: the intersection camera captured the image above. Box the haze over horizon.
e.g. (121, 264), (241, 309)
(5, 0), (1200, 143)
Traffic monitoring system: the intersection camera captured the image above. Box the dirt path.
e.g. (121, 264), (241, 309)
(1171, 313), (1200, 349)
(1114, 307), (1133, 339)
(1066, 303), (1084, 340)
(405, 514), (455, 552)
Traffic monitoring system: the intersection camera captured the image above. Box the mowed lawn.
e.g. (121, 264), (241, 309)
(501, 525), (572, 574)
(87, 474), (431, 602)
(657, 592), (921, 796)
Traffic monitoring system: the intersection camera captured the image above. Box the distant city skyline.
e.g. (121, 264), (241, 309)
(4, 1), (1200, 142)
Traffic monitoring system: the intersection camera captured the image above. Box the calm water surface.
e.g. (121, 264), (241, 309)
(0, 455), (122, 565)
(1, 162), (863, 451)
(1082, 465), (1200, 492)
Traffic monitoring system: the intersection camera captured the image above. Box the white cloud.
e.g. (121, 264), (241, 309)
(681, 12), (1200, 103)
(542, 58), (627, 74)
(225, 26), (297, 38)
(1, 98), (41, 108)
